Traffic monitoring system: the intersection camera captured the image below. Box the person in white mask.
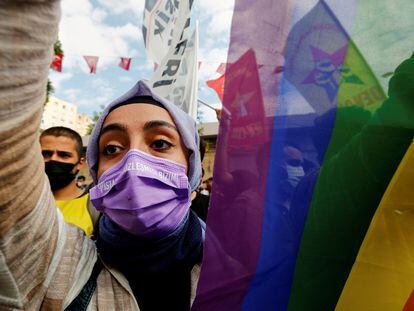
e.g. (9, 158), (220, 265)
(282, 144), (305, 188)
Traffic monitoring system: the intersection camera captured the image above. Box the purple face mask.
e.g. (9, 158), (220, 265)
(90, 149), (190, 239)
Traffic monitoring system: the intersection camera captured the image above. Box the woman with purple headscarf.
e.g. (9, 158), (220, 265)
(0, 2), (202, 310)
(87, 83), (204, 310)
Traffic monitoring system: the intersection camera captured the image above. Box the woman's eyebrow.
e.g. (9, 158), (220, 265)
(100, 123), (128, 136)
(143, 120), (178, 132)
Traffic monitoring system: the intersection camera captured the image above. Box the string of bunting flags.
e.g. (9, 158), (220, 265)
(50, 53), (203, 74)
(49, 53), (284, 104)
(50, 54), (283, 76)
(50, 54), (136, 73)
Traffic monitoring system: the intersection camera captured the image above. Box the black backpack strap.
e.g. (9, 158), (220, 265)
(65, 259), (103, 311)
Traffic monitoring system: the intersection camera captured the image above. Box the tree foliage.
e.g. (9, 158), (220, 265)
(86, 105), (105, 135)
(54, 40), (64, 55)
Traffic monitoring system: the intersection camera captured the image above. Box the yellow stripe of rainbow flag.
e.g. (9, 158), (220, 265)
(337, 140), (414, 310)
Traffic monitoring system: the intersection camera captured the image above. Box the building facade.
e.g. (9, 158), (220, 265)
(41, 97), (92, 136)
(76, 112), (93, 137)
(198, 122), (219, 180)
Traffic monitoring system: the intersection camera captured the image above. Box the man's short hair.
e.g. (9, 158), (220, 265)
(40, 126), (84, 159)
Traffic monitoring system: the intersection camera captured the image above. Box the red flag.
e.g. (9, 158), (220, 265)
(83, 56), (99, 74)
(119, 57), (132, 71)
(206, 74), (225, 102)
(222, 49), (268, 148)
(50, 53), (63, 72)
(217, 62), (263, 75)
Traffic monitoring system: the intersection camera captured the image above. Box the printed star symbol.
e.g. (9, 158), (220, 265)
(231, 90), (255, 109)
(302, 45), (363, 102)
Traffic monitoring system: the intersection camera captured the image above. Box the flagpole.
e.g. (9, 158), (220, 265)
(191, 21), (200, 120)
(198, 99), (231, 116)
(198, 99), (216, 111)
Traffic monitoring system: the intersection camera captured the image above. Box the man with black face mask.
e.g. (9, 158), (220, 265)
(40, 126), (94, 236)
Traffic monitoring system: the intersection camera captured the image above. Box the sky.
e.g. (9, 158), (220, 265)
(50, 0), (234, 122)
(50, 0), (413, 122)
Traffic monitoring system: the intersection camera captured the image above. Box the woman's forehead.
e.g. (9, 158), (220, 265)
(103, 103), (176, 127)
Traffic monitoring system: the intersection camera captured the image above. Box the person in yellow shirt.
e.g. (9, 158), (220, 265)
(40, 126), (95, 236)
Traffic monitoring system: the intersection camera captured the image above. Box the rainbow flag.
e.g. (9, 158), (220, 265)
(193, 0), (414, 310)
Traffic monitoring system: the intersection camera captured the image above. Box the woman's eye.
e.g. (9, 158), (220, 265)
(151, 139), (172, 151)
(102, 145), (122, 156)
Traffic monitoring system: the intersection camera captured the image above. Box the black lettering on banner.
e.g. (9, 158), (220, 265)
(157, 10), (170, 23)
(167, 28), (174, 46)
(142, 26), (147, 45)
(184, 18), (190, 29)
(178, 18), (191, 41)
(154, 19), (165, 35)
(165, 0), (179, 14)
(145, 0), (158, 11)
(174, 39), (188, 55)
(153, 79), (175, 88)
(162, 59), (181, 76)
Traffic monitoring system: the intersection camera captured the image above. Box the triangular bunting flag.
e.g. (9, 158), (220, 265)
(50, 53), (63, 72)
(83, 56), (99, 74)
(119, 57), (132, 71)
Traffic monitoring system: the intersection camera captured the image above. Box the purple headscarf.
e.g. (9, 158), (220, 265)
(86, 80), (202, 192)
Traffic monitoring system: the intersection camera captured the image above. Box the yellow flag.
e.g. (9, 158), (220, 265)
(337, 40), (386, 112)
